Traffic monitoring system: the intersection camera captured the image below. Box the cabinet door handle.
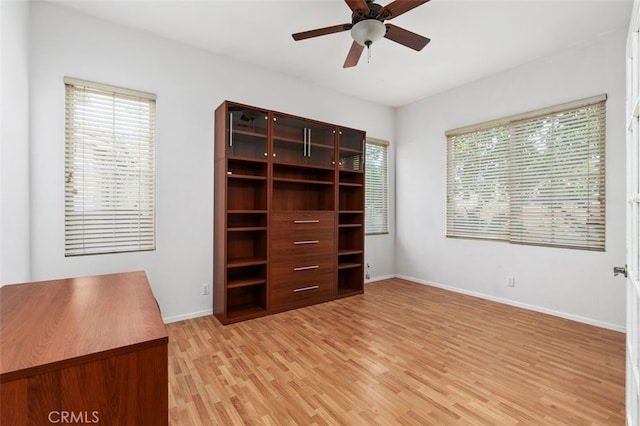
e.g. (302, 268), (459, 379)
(293, 220), (319, 224)
(293, 265), (319, 271)
(307, 128), (312, 157)
(229, 113), (233, 147)
(293, 285), (319, 293)
(303, 127), (307, 157)
(294, 240), (319, 245)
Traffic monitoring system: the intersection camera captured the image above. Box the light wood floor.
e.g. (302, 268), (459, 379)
(167, 278), (625, 425)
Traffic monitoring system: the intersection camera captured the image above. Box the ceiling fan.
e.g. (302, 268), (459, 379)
(292, 0), (431, 68)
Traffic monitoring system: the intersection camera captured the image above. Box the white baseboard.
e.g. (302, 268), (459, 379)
(163, 309), (213, 324)
(161, 276), (625, 332)
(395, 274), (626, 333)
(365, 274), (396, 283)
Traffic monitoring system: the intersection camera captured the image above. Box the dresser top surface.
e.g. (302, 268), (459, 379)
(1, 271), (168, 379)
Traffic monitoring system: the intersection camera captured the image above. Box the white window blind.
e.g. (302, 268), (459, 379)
(365, 139), (389, 234)
(64, 77), (156, 256)
(446, 95), (606, 251)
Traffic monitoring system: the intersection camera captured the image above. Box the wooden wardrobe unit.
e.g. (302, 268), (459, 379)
(214, 101), (365, 324)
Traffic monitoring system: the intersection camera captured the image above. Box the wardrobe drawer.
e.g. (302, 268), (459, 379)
(270, 237), (334, 258)
(269, 275), (334, 311)
(270, 255), (333, 282)
(271, 211), (335, 235)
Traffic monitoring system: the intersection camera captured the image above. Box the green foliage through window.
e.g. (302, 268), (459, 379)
(366, 140), (389, 234)
(446, 97), (606, 251)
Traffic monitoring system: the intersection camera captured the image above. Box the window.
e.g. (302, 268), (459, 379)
(365, 139), (389, 234)
(446, 95), (606, 251)
(64, 77), (156, 256)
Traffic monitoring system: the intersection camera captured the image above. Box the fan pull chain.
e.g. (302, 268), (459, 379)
(365, 40), (372, 64)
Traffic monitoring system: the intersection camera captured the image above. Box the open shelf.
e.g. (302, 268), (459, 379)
(227, 264), (266, 288)
(227, 277), (266, 289)
(227, 226), (267, 232)
(226, 303), (266, 319)
(338, 251), (362, 268)
(337, 267), (363, 296)
(228, 210), (268, 214)
(227, 179), (267, 211)
(226, 284), (267, 318)
(227, 213), (267, 228)
(339, 212), (364, 225)
(338, 263), (362, 270)
(339, 223), (362, 228)
(339, 171), (364, 187)
(339, 182), (363, 188)
(227, 257), (268, 268)
(338, 249), (364, 256)
(339, 185), (364, 211)
(339, 226), (363, 250)
(227, 228), (266, 262)
(228, 158), (267, 177)
(272, 180), (335, 210)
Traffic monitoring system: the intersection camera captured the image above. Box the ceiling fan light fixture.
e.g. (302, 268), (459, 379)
(350, 19), (386, 47)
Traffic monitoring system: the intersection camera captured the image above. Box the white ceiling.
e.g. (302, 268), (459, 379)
(48, 0), (633, 107)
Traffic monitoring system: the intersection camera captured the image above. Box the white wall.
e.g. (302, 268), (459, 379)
(16, 1), (623, 329)
(395, 29), (627, 330)
(1, 1), (31, 285)
(26, 2), (395, 321)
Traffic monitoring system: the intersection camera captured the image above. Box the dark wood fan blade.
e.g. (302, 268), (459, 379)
(380, 0), (430, 20)
(343, 41), (364, 68)
(384, 24), (430, 51)
(345, 0), (370, 14)
(292, 24), (352, 41)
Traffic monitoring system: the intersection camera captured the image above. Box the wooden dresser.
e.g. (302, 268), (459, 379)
(0, 271), (168, 426)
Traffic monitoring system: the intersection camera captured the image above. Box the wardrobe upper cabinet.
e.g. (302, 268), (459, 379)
(272, 114), (335, 168)
(227, 105), (269, 160)
(338, 128), (365, 172)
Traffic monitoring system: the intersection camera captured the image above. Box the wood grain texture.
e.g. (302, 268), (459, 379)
(1, 271), (168, 380)
(270, 211), (336, 312)
(0, 377), (27, 424)
(1, 272), (168, 425)
(168, 278), (624, 425)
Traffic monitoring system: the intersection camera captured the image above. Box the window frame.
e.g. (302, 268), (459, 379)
(365, 138), (389, 235)
(445, 95), (606, 251)
(64, 77), (157, 256)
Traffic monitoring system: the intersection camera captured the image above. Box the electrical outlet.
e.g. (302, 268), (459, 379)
(506, 276), (515, 287)
(366, 263), (371, 280)
(201, 283), (209, 295)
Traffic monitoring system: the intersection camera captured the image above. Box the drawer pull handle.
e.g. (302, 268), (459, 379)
(294, 240), (319, 245)
(293, 265), (319, 271)
(293, 220), (320, 224)
(293, 285), (319, 293)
